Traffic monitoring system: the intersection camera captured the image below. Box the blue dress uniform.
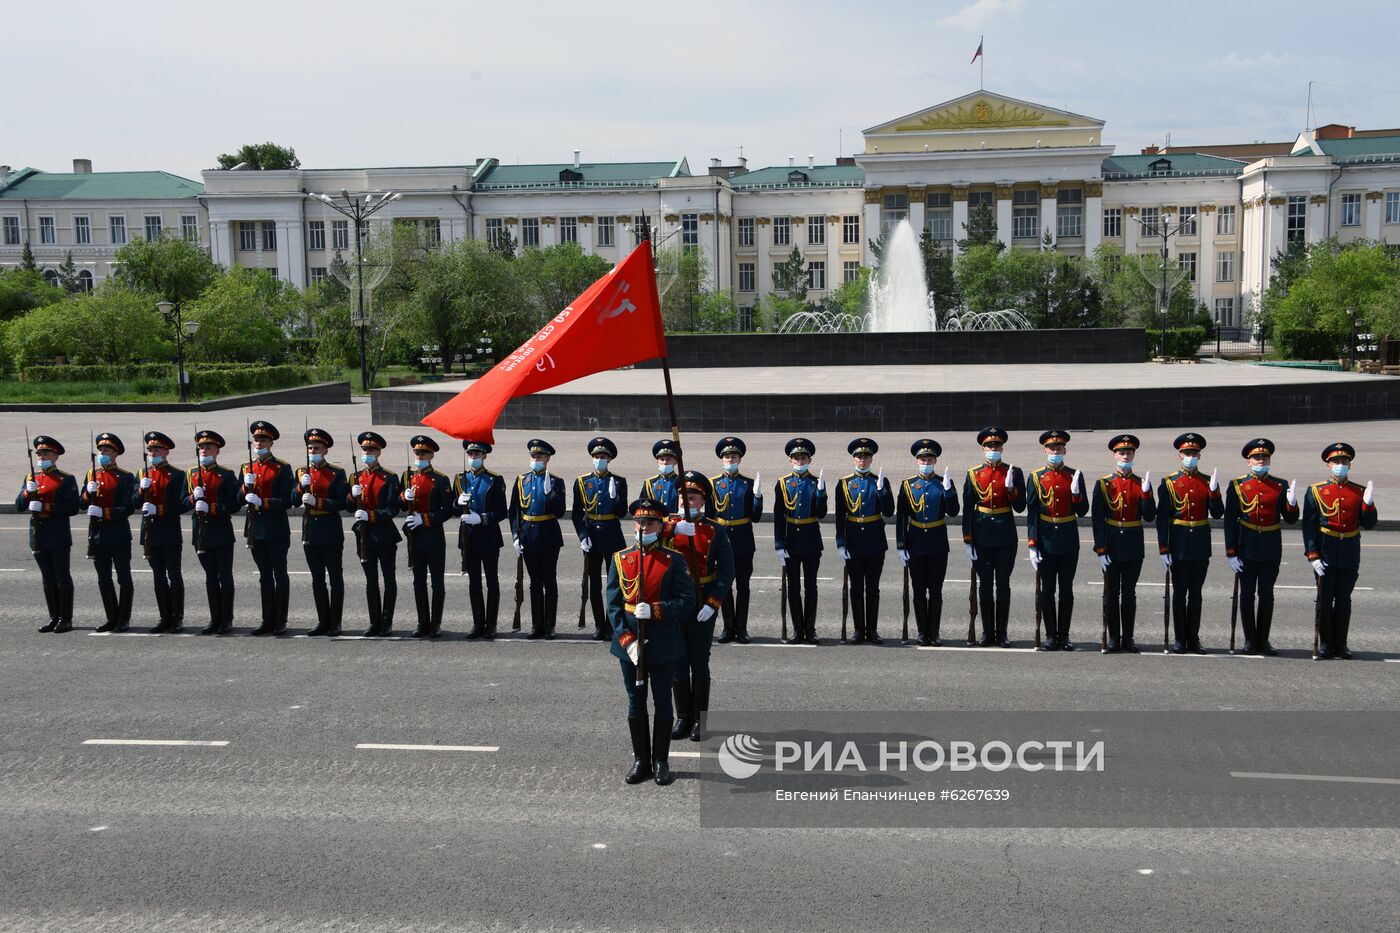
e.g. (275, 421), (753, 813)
(641, 438), (682, 515)
(571, 436), (629, 641)
(895, 438), (960, 646)
(15, 436), (80, 632)
(711, 436), (762, 644)
(347, 432), (402, 637)
(774, 437), (828, 645)
(606, 497), (696, 786)
(665, 471), (735, 743)
(1223, 438), (1300, 655)
(135, 431), (189, 633)
(401, 435), (454, 638)
(510, 438), (567, 638)
(454, 439), (508, 640)
(242, 421), (296, 636)
(1026, 429), (1090, 651)
(961, 427), (1027, 647)
(82, 432), (137, 633)
(184, 430), (243, 635)
(835, 437), (896, 644)
(1091, 434), (1157, 652)
(294, 427), (350, 637)
(1303, 443), (1378, 659)
(1156, 432), (1224, 654)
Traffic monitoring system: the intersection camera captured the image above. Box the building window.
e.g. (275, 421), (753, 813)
(739, 306), (755, 331)
(1216, 205), (1236, 235)
(596, 216), (614, 247)
(39, 216), (55, 244)
(484, 217), (503, 244)
(108, 215), (126, 245)
(1386, 192), (1400, 225)
(1340, 193), (1361, 227)
(1178, 251), (1197, 282)
(77, 269), (93, 293)
(1216, 250), (1235, 283)
(1287, 195), (1307, 245)
(1056, 188), (1083, 238)
(1012, 189), (1038, 239)
(681, 213), (698, 248)
(261, 221), (276, 251)
(738, 262), (755, 292)
(806, 215), (826, 246)
(266, 267), (278, 280)
(238, 223), (257, 251)
(738, 217), (754, 247)
(307, 220), (325, 251)
(927, 192), (952, 240)
(424, 218), (441, 246)
(310, 266), (328, 285)
(1178, 205), (1198, 236)
(1214, 296), (1236, 327)
(559, 216), (577, 244)
(842, 214), (860, 244)
(181, 214), (199, 243)
(144, 215), (162, 241)
(72, 216), (91, 245)
(1103, 207), (1123, 238)
(968, 190), (994, 209)
(2, 216), (18, 245)
(881, 194), (908, 235)
(807, 260), (825, 291)
(773, 216), (791, 246)
(331, 220), (349, 250)
(843, 260), (861, 283)
(521, 217), (539, 247)
(1139, 207), (1160, 238)
(633, 215), (649, 246)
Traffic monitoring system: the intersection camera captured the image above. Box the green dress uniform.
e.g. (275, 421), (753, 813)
(1026, 430), (1090, 651)
(183, 430), (243, 635)
(1155, 433), (1224, 654)
(135, 432), (189, 633)
(242, 421), (296, 636)
(347, 432), (402, 637)
(961, 427), (1027, 647)
(1222, 438), (1299, 655)
(1090, 435), (1156, 652)
(15, 436), (81, 632)
(455, 439), (509, 639)
(82, 432), (137, 633)
(295, 427), (350, 637)
(1302, 443), (1378, 659)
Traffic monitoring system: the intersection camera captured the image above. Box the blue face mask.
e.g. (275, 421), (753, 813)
(1331, 463), (1350, 480)
(37, 459), (53, 471)
(723, 462), (740, 475)
(362, 453), (378, 465)
(919, 463), (936, 476)
(985, 450), (1003, 463)
(199, 455), (215, 467)
(256, 446), (271, 458)
(1117, 459), (1134, 472)
(531, 460), (546, 473)
(469, 458), (483, 471)
(1181, 456), (1199, 471)
(150, 454), (166, 466)
(658, 463), (675, 476)
(97, 454), (113, 467)
(638, 531), (659, 547)
(687, 506), (702, 519)
(414, 458), (429, 470)
(792, 463), (810, 474)
(309, 453), (323, 465)
(1250, 463), (1269, 476)
(593, 458), (609, 472)
(1046, 453), (1064, 467)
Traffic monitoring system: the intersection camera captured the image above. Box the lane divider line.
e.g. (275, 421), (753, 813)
(1230, 771), (1400, 785)
(83, 738), (228, 747)
(355, 743), (498, 752)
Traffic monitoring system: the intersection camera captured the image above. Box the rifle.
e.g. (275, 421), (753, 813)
(402, 441), (417, 564)
(1229, 572), (1240, 654)
(194, 431), (208, 557)
(86, 430), (99, 561)
(1312, 572), (1322, 660)
(967, 573), (977, 645)
(901, 564), (910, 643)
(1100, 569), (1108, 653)
(840, 566), (849, 643)
(300, 416), (311, 545)
(351, 462), (367, 566)
(1033, 567), (1042, 649)
(242, 419), (253, 548)
(1162, 568), (1171, 654)
(140, 444), (153, 560)
(459, 451), (470, 574)
(24, 425), (38, 555)
(779, 562), (788, 641)
(512, 554), (524, 631)
(577, 552), (590, 628)
(635, 615), (647, 687)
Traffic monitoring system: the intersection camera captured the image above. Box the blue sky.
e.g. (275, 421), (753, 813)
(8, 0), (1399, 180)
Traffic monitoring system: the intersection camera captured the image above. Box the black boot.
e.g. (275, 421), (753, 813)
(1239, 600), (1258, 655)
(913, 594), (931, 647)
(625, 715), (653, 784)
(39, 582), (59, 632)
(690, 677), (710, 742)
(115, 582), (133, 633)
(365, 586), (383, 637)
(928, 596), (942, 647)
(327, 588), (343, 637)
(96, 580), (118, 633)
(1186, 603), (1206, 654)
(543, 589), (558, 639)
(467, 587), (486, 639)
(413, 586), (431, 638)
(526, 589), (543, 639)
(866, 592), (882, 644)
(802, 597), (819, 645)
(717, 595), (735, 644)
(430, 588), (445, 638)
(272, 585), (290, 636)
(784, 594), (803, 644)
(652, 716), (675, 786)
(995, 600), (1011, 648)
(54, 588), (74, 633)
(847, 598), (865, 645)
(977, 593), (995, 646)
(201, 588), (222, 635)
(307, 588), (331, 636)
(1122, 605), (1140, 652)
(1257, 603), (1277, 655)
(1105, 602), (1121, 653)
(168, 582), (185, 633)
(735, 590), (751, 643)
(218, 588), (235, 635)
(152, 585), (171, 633)
(1316, 608), (1333, 659)
(1058, 595), (1073, 650)
(1335, 610), (1353, 660)
(482, 589), (496, 640)
(671, 676), (693, 739)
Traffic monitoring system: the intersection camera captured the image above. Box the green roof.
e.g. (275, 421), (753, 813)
(1101, 154), (1244, 179)
(472, 160), (689, 190)
(1312, 135), (1400, 160)
(0, 169), (203, 200)
(728, 165), (865, 189)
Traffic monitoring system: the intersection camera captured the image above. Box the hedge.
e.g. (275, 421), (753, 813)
(20, 363), (339, 398)
(1274, 327), (1345, 361)
(1144, 327), (1208, 359)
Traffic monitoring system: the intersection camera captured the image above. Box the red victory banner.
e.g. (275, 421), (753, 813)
(421, 240), (667, 443)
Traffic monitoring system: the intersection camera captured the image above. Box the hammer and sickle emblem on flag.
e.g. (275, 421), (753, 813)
(597, 280), (637, 324)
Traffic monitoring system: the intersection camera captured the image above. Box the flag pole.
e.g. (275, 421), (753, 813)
(980, 36), (984, 90)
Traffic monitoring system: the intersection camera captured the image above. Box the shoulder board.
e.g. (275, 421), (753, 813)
(659, 544), (687, 558)
(429, 468), (448, 478)
(483, 469), (501, 478)
(1346, 480), (1365, 492)
(840, 472), (857, 481)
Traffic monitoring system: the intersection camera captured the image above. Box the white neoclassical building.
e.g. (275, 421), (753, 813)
(6, 91), (1400, 329)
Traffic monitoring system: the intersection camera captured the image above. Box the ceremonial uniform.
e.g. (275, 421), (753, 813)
(1223, 438), (1300, 655)
(242, 421), (296, 636)
(184, 430), (242, 635)
(455, 440), (508, 639)
(711, 436), (762, 644)
(774, 437), (828, 644)
(961, 427), (1027, 647)
(401, 436), (454, 638)
(666, 472), (734, 742)
(835, 437), (896, 644)
(347, 432), (402, 637)
(510, 439), (567, 638)
(571, 437), (628, 641)
(1026, 430), (1089, 650)
(606, 497), (696, 786)
(1091, 434), (1156, 652)
(895, 439), (960, 646)
(641, 438), (682, 515)
(135, 431), (189, 633)
(15, 436), (80, 632)
(1302, 443), (1378, 659)
(82, 433), (137, 633)
(295, 428), (350, 636)
(1156, 433), (1224, 654)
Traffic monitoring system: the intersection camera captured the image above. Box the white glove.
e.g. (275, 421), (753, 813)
(1027, 547), (1042, 569)
(1142, 471), (1152, 495)
(513, 538), (524, 557)
(1099, 554), (1111, 572)
(140, 476), (152, 490)
(1071, 470), (1083, 495)
(193, 485), (205, 500)
(1160, 553), (1173, 569)
(245, 492), (263, 507)
(86, 480), (98, 494)
(697, 604), (717, 623)
(1209, 468), (1219, 493)
(838, 546), (850, 561)
(462, 512), (482, 526)
(404, 486), (416, 501)
(817, 469), (825, 493)
(194, 500), (210, 514)
(405, 512), (424, 530)
(25, 479), (38, 494)
(633, 601), (652, 620)
(898, 548), (909, 566)
(608, 477), (617, 500)
(354, 509), (369, 522)
(964, 543), (977, 563)
(943, 469), (954, 491)
(1286, 479), (1297, 508)
(876, 466), (884, 488)
(86, 504), (103, 518)
(301, 492), (316, 507)
(300, 473), (312, 488)
(753, 472), (762, 499)
(1227, 556), (1245, 574)
(1364, 481), (1374, 507)
(1004, 465), (1015, 490)
(1311, 558), (1327, 576)
(352, 484), (363, 498)
(544, 475), (553, 495)
(776, 548), (790, 562)
(579, 536), (592, 552)
(675, 520), (696, 536)
(456, 492), (470, 507)
(243, 472), (256, 486)
(142, 502), (157, 517)
(27, 499), (42, 512)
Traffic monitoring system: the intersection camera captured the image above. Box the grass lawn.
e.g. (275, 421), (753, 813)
(0, 380), (181, 403)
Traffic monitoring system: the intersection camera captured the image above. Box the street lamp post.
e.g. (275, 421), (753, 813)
(305, 189), (401, 392)
(1131, 211), (1189, 360)
(156, 300), (199, 403)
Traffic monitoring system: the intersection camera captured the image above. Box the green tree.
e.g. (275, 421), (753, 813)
(487, 227), (518, 259)
(4, 289), (171, 369)
(771, 246), (809, 306)
(819, 267), (870, 319)
(953, 244), (1013, 314)
(20, 241), (37, 273)
(1089, 243), (1196, 328)
(694, 289), (741, 332)
(919, 230), (960, 314)
(56, 252), (82, 294)
(516, 242), (612, 329)
(957, 202), (1003, 254)
(1264, 239), (1400, 341)
(0, 267), (65, 320)
(183, 268), (301, 363)
(654, 245), (708, 332)
(408, 238), (527, 378)
(113, 232), (220, 303)
(215, 142), (300, 171)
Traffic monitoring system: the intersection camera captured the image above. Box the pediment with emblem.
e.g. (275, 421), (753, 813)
(865, 91), (1103, 135)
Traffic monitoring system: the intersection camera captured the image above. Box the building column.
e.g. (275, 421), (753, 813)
(862, 192), (881, 266)
(209, 220), (232, 268)
(577, 215), (594, 254)
(1365, 191), (1384, 239)
(277, 220), (305, 287)
(757, 218), (775, 299)
(1084, 182), (1103, 255)
(951, 187), (969, 258)
(994, 184), (1013, 249)
(1122, 207), (1139, 254)
(1267, 197), (1286, 258)
(540, 218), (556, 248)
(826, 215), (842, 289)
(1198, 205), (1217, 312)
(1040, 183), (1058, 247)
(1308, 194), (1328, 244)
(908, 186), (926, 239)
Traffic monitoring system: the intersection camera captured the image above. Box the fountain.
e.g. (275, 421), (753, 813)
(867, 219), (934, 332)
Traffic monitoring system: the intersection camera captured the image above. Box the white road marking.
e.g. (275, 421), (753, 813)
(83, 739), (228, 747)
(669, 751), (710, 758)
(916, 645), (1037, 653)
(1230, 771), (1400, 786)
(592, 843), (607, 850)
(1137, 869), (1153, 875)
(90, 825), (108, 832)
(354, 743), (498, 752)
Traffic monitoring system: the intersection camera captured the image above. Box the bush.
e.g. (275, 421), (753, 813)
(1275, 327), (1345, 360)
(20, 362), (339, 397)
(1144, 327), (1208, 359)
